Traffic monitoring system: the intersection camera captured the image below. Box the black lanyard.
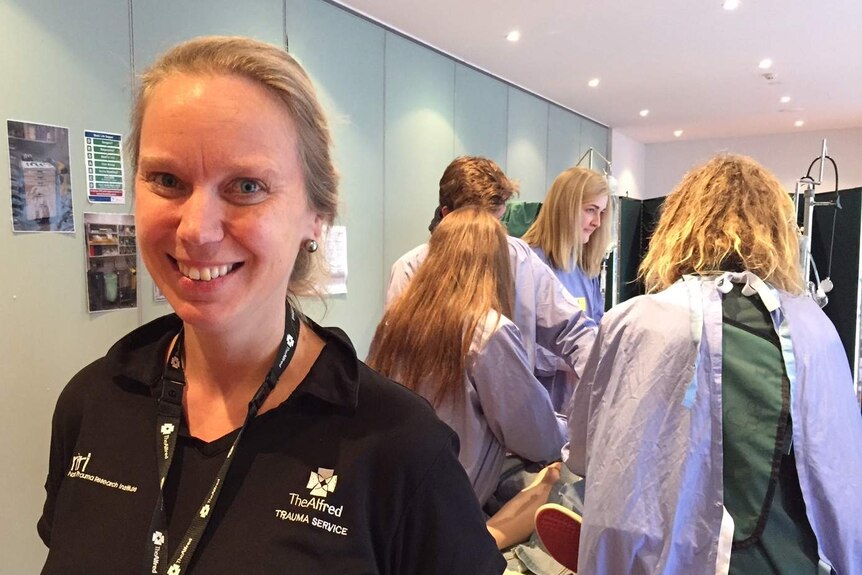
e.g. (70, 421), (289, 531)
(144, 304), (300, 575)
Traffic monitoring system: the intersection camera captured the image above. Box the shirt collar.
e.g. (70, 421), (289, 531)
(291, 319), (360, 411)
(106, 314), (361, 411)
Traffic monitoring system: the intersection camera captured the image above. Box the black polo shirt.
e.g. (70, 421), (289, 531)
(39, 314), (505, 574)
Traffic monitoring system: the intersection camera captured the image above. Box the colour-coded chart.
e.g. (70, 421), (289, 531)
(85, 130), (125, 204)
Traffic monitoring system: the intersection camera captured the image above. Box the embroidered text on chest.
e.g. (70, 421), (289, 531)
(67, 452), (139, 493)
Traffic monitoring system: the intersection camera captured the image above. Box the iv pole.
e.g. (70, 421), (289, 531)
(795, 140), (861, 407)
(796, 139), (836, 308)
(576, 147), (620, 307)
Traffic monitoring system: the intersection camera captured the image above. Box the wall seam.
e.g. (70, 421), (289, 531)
(288, 0), (290, 54)
(545, 103), (551, 188)
(504, 88), (510, 173)
(452, 62), (457, 156)
(380, 31), (388, 309)
(127, 0), (144, 328)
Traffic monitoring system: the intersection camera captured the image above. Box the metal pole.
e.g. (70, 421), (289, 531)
(612, 194), (621, 307)
(800, 181), (816, 287)
(798, 139), (830, 297)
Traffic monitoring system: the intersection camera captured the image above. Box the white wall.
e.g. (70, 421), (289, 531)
(610, 130), (646, 200)
(645, 127), (862, 199)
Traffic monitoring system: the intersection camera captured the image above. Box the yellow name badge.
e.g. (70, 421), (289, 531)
(575, 297), (587, 311)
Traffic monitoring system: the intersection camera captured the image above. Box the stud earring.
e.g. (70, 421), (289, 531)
(304, 239), (319, 253)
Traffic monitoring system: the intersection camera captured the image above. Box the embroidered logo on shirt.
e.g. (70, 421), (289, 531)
(307, 467), (338, 497)
(69, 452), (91, 473)
(67, 452), (138, 493)
(276, 468), (348, 535)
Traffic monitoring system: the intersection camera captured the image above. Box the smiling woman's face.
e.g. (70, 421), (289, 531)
(134, 73), (321, 334)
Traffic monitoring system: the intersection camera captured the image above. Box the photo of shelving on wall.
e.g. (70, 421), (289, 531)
(83, 212), (137, 313)
(7, 119), (75, 232)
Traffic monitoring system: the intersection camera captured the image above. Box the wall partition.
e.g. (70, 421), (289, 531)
(0, 0), (608, 569)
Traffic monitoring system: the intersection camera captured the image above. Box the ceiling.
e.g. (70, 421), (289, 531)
(331, 0), (862, 144)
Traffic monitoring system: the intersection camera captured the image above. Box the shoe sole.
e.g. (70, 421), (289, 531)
(534, 503), (582, 573)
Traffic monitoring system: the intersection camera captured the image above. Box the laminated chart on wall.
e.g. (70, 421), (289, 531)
(85, 131), (125, 204)
(325, 225), (348, 295)
(83, 212), (138, 313)
(153, 283), (167, 303)
(7, 120), (75, 232)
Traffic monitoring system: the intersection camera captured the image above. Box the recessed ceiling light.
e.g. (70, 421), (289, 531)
(758, 58), (773, 70)
(639, 109), (650, 117)
(780, 95), (791, 104)
(673, 130), (683, 137)
(722, 0), (740, 10)
(795, 120), (805, 127)
(588, 78), (600, 88)
(506, 30), (521, 42)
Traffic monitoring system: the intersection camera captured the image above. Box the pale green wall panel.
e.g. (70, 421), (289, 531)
(285, 0), (385, 357)
(547, 104), (584, 189)
(131, 0), (284, 64)
(580, 118), (611, 166)
(0, 1), (132, 571)
(453, 64), (508, 169)
(507, 88), (548, 203)
(383, 33), (455, 270)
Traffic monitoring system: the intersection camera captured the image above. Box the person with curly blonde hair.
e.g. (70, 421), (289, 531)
(557, 154), (862, 575)
(639, 155), (802, 294)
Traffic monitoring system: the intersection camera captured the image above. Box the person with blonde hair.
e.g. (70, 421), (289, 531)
(522, 167), (612, 412)
(39, 36), (504, 574)
(369, 207), (567, 545)
(522, 167), (612, 323)
(547, 154), (862, 574)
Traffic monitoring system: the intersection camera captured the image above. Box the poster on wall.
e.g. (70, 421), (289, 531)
(7, 119), (75, 232)
(85, 130), (125, 204)
(325, 225), (348, 295)
(153, 283), (167, 302)
(83, 212), (138, 313)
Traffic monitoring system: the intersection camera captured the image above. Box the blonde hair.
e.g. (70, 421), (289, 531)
(367, 207), (514, 407)
(127, 36), (338, 296)
(640, 154), (803, 294)
(522, 167), (612, 277)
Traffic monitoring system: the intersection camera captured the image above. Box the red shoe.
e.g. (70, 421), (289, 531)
(534, 503), (582, 573)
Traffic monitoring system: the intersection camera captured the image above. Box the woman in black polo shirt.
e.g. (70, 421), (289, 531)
(39, 36), (504, 575)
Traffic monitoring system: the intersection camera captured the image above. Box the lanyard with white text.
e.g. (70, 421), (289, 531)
(143, 304), (300, 575)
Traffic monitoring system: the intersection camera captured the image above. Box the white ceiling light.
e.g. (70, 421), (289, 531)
(588, 78), (600, 88)
(780, 95), (791, 104)
(673, 130), (683, 137)
(506, 30), (521, 42)
(795, 120), (805, 127)
(639, 109), (650, 117)
(722, 0), (740, 10)
(758, 58), (773, 70)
